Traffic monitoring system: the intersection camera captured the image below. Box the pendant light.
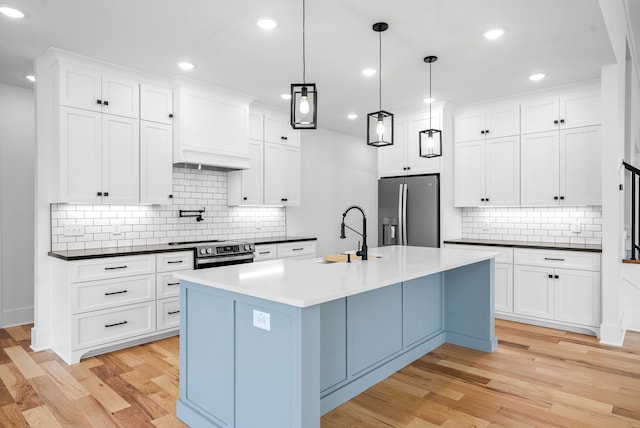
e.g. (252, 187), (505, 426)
(367, 22), (393, 147)
(290, 0), (317, 129)
(419, 55), (442, 158)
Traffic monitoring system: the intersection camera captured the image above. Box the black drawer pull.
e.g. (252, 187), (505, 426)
(292, 248), (304, 251)
(259, 251), (271, 255)
(544, 257), (565, 261)
(104, 290), (128, 296)
(167, 260), (183, 264)
(168, 310), (180, 315)
(167, 282), (180, 286)
(105, 321), (128, 328)
(105, 265), (127, 270)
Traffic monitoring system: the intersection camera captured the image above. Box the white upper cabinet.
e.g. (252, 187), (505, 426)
(454, 136), (520, 207)
(378, 110), (442, 177)
(521, 89), (600, 134)
(264, 112), (299, 146)
(228, 139), (264, 206)
(140, 84), (173, 124)
(454, 103), (519, 142)
(173, 83), (254, 169)
(140, 121), (173, 204)
(57, 62), (139, 119)
(101, 115), (140, 204)
(264, 142), (301, 206)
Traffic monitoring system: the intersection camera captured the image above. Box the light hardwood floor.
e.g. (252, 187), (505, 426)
(0, 320), (638, 427)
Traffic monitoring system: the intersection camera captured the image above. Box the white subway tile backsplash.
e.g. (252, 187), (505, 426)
(461, 206), (602, 245)
(51, 166), (287, 251)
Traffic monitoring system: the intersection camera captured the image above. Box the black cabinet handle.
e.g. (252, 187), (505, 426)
(97, 191), (103, 196)
(560, 196), (565, 200)
(103, 100), (109, 106)
(281, 136), (288, 140)
(168, 310), (180, 315)
(281, 198), (288, 202)
(554, 120), (559, 124)
(104, 192), (109, 197)
(169, 113), (174, 118)
(167, 260), (183, 264)
(544, 257), (565, 261)
(481, 198), (485, 202)
(105, 321), (127, 328)
(485, 198), (490, 202)
(548, 274), (553, 278)
(560, 119), (565, 124)
(167, 282), (180, 286)
(554, 196), (559, 200)
(104, 290), (128, 296)
(554, 275), (559, 279)
(105, 265), (127, 270)
(169, 194), (173, 199)
(243, 197), (248, 200)
(258, 251), (271, 255)
(96, 99), (102, 105)
(481, 130), (485, 134)
(407, 167), (411, 170)
(292, 248), (304, 251)
(485, 129), (489, 134)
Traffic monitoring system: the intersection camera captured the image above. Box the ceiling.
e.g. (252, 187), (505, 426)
(0, 0), (618, 137)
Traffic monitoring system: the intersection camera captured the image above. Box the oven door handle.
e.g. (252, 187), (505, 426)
(195, 253), (255, 266)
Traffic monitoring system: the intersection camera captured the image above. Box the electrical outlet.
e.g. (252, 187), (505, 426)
(112, 221), (123, 236)
(253, 309), (270, 331)
(255, 221), (262, 230)
(482, 221), (490, 231)
(63, 224), (84, 237)
(571, 221), (581, 233)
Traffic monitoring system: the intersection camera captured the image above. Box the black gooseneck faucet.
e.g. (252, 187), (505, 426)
(339, 205), (368, 261)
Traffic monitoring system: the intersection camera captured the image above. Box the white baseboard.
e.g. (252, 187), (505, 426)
(1, 306), (33, 328)
(30, 325), (52, 351)
(621, 311), (640, 333)
(599, 322), (626, 346)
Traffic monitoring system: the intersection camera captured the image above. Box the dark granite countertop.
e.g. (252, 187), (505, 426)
(48, 236), (318, 261)
(443, 238), (602, 253)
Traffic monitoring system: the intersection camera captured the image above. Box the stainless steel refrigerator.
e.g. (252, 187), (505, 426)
(378, 174), (440, 247)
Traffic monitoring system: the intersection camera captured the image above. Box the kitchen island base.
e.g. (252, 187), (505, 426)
(176, 252), (496, 428)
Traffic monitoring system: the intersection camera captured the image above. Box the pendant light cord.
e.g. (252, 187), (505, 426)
(378, 29), (382, 111)
(429, 61), (432, 128)
(302, 0), (306, 84)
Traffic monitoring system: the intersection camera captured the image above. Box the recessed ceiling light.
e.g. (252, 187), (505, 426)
(347, 114), (358, 120)
(361, 68), (376, 77)
(177, 62), (195, 71)
(423, 97), (436, 104)
(529, 73), (546, 81)
(25, 75), (35, 82)
(483, 28), (505, 40)
(280, 93), (292, 100)
(0, 5), (24, 18)
(256, 17), (278, 30)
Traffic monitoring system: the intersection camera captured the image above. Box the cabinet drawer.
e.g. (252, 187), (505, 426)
(514, 248), (600, 271)
(70, 255), (155, 283)
(157, 298), (180, 331)
(255, 244), (277, 261)
(71, 274), (155, 314)
(156, 251), (194, 272)
(157, 272), (181, 299)
(277, 241), (316, 259)
(72, 302), (155, 350)
(443, 244), (513, 263)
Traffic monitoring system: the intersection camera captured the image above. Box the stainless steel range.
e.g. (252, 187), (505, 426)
(169, 240), (255, 269)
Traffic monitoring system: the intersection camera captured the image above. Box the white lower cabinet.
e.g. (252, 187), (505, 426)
(254, 240), (317, 262)
(254, 244), (277, 261)
(51, 250), (194, 364)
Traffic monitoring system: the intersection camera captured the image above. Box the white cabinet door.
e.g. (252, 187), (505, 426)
(282, 145), (301, 206)
(485, 136), (520, 206)
(554, 268), (600, 327)
(59, 107), (103, 203)
(484, 104), (520, 138)
(560, 126), (601, 205)
(140, 84), (173, 124)
(494, 262), (513, 313)
(514, 265), (554, 319)
(454, 140), (485, 207)
(378, 118), (407, 177)
(58, 63), (103, 113)
(101, 74), (140, 119)
(454, 110), (484, 143)
(102, 115), (139, 204)
(521, 131), (560, 206)
(407, 113), (441, 175)
(264, 113), (286, 144)
(140, 121), (173, 204)
(520, 97), (559, 134)
(237, 139), (264, 205)
(249, 110), (264, 141)
(560, 91), (601, 129)
(264, 142), (284, 205)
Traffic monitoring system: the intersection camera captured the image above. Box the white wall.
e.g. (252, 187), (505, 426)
(0, 84), (35, 327)
(286, 128), (378, 258)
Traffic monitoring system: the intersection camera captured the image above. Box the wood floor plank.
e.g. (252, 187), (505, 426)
(3, 346), (46, 379)
(70, 365), (131, 413)
(40, 360), (89, 400)
(21, 405), (64, 428)
(0, 362), (44, 411)
(27, 375), (93, 426)
(0, 402), (30, 426)
(150, 413), (188, 428)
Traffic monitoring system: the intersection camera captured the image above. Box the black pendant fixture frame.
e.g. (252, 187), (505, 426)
(419, 55), (442, 158)
(367, 22), (394, 147)
(290, 0), (317, 129)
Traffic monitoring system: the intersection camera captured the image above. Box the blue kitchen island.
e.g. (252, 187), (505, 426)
(174, 245), (498, 428)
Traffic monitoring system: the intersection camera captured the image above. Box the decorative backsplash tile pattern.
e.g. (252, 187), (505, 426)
(51, 166), (286, 251)
(461, 206), (602, 245)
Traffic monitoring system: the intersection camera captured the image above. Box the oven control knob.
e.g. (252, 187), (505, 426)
(199, 248), (206, 255)
(206, 248), (213, 254)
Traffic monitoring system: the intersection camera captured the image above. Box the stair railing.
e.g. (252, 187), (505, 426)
(623, 161), (640, 260)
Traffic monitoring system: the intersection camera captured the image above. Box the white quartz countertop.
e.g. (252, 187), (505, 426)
(174, 245), (499, 308)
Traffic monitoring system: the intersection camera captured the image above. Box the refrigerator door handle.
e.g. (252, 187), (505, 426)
(402, 183), (408, 245)
(397, 184), (404, 245)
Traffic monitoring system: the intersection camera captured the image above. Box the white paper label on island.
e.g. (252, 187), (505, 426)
(253, 309), (271, 331)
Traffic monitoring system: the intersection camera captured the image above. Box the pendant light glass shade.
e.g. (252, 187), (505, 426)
(290, 0), (317, 129)
(367, 22), (393, 147)
(419, 55), (442, 158)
